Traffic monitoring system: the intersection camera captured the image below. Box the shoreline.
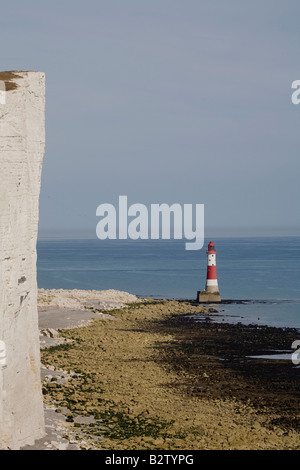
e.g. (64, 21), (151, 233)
(24, 289), (300, 450)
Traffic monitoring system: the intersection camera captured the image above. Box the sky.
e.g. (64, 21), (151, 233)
(1, 0), (299, 238)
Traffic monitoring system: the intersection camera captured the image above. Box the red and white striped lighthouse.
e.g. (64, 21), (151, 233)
(205, 241), (219, 293)
(197, 240), (221, 302)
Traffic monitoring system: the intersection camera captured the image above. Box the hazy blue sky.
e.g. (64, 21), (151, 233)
(1, 1), (299, 238)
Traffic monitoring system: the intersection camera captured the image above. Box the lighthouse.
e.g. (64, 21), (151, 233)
(197, 241), (221, 303)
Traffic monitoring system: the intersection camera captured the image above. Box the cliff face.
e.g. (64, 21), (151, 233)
(0, 71), (45, 448)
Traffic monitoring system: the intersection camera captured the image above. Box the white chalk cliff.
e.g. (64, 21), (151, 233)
(0, 71), (45, 448)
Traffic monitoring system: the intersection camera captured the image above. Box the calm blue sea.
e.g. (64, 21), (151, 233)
(37, 237), (300, 330)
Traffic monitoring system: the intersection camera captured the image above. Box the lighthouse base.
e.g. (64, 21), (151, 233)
(197, 290), (221, 303)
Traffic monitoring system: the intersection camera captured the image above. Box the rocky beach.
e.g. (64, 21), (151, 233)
(20, 288), (300, 450)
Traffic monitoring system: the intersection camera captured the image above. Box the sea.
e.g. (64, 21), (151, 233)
(37, 236), (300, 330)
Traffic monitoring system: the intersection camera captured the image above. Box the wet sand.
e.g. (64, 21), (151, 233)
(31, 292), (300, 450)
